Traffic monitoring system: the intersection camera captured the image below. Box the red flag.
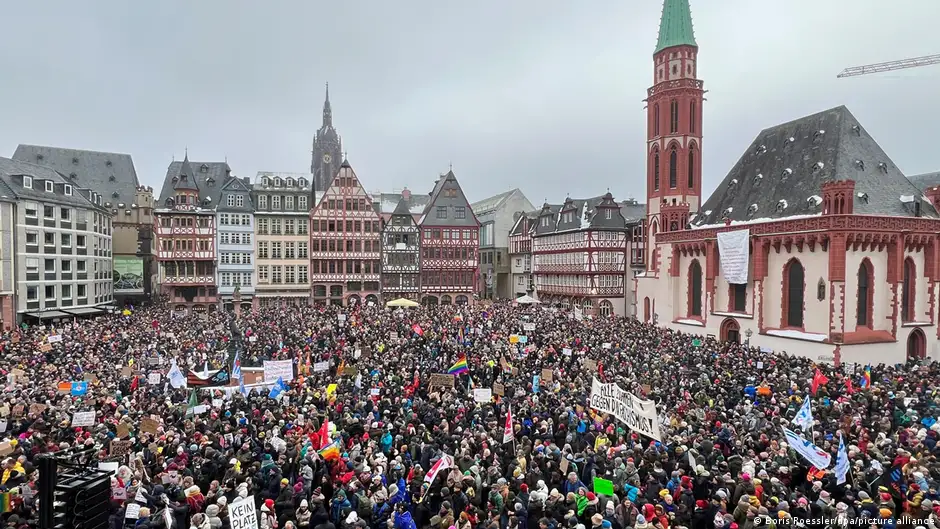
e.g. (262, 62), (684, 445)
(845, 377), (854, 395)
(317, 418), (330, 450)
(130, 375), (139, 392)
(811, 368), (829, 396)
(412, 324), (424, 336)
(503, 405), (514, 444)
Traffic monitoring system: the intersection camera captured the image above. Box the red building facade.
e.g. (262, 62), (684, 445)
(308, 159), (381, 306)
(418, 170), (479, 305)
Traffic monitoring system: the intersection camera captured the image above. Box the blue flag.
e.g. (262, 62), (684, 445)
(268, 377), (288, 399)
(232, 350), (242, 381)
(834, 433), (849, 485)
(791, 396), (814, 430)
(239, 377), (249, 397)
(70, 381), (88, 396)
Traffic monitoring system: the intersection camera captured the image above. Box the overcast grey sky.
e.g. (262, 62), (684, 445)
(2, 0), (938, 205)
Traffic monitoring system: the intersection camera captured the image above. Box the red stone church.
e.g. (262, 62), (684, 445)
(635, 0), (940, 366)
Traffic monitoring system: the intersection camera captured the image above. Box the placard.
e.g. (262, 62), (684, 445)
(602, 343), (612, 349)
(249, 336), (257, 343)
(313, 361), (330, 372)
(541, 368), (553, 382)
(148, 373), (161, 385)
(116, 424), (130, 438)
(342, 366), (359, 376)
(140, 417), (160, 435)
(429, 374), (455, 388)
(584, 359), (598, 372)
(40, 343), (52, 352)
(212, 398), (224, 409)
(47, 334), (63, 343)
(492, 383), (505, 396)
(230, 497), (259, 529)
(370, 388), (381, 396)
(28, 403), (46, 416)
(389, 331), (398, 340)
(263, 360), (294, 382)
(523, 323), (535, 332)
(563, 348), (573, 356)
(110, 440), (133, 457)
(589, 377), (662, 441)
(12, 404), (24, 417)
(121, 367), (133, 378)
(472, 388), (492, 403)
(125, 503), (141, 519)
(560, 458), (569, 474)
(98, 461), (119, 476)
(71, 411), (95, 427)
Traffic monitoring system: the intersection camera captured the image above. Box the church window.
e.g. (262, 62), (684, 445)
(783, 258), (805, 328)
(670, 100), (679, 133)
(688, 259), (702, 317)
(902, 257), (916, 322)
(654, 104), (660, 136)
(857, 259), (873, 327)
(731, 283), (747, 312)
(653, 152), (660, 191)
(669, 146), (678, 189)
(690, 101), (696, 133)
(688, 146), (696, 188)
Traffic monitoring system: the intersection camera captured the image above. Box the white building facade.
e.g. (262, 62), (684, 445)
(217, 176), (255, 313)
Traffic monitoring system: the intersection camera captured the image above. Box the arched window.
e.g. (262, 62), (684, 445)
(688, 145), (696, 189)
(857, 260), (874, 327)
(670, 99), (679, 133)
(902, 258), (916, 322)
(690, 101), (696, 133)
(599, 300), (614, 317)
(669, 146), (678, 188)
(688, 260), (702, 317)
(653, 151), (660, 191)
(654, 104), (660, 136)
(783, 259), (805, 328)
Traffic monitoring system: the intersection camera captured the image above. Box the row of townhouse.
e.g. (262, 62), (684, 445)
(153, 155), (485, 312)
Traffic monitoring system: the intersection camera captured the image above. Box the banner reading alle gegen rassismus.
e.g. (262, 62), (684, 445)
(590, 377), (662, 441)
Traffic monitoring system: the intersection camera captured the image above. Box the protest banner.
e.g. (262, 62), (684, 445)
(589, 377), (662, 441)
(71, 411), (95, 427)
(263, 360), (294, 382)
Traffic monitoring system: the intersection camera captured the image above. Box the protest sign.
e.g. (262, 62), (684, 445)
(492, 383), (505, 396)
(589, 377), (662, 441)
(263, 360), (294, 382)
(313, 361), (329, 372)
(541, 368), (553, 381)
(429, 374), (455, 388)
(71, 411), (95, 427)
(230, 497), (259, 529)
(473, 388), (492, 403)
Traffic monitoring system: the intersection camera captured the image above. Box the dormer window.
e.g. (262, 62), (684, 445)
(206, 177), (216, 187)
(855, 160), (865, 170)
(728, 178), (738, 188)
(857, 192), (869, 204)
(807, 195), (822, 207)
(286, 178), (295, 187)
(262, 177), (270, 187)
(784, 136), (795, 150)
(813, 162), (825, 173)
(200, 164), (209, 173)
(274, 178), (282, 187)
(755, 144), (767, 155)
(851, 125), (861, 136)
(721, 207), (733, 219)
(45, 181), (54, 192)
(747, 204), (759, 218)
(106, 160), (112, 167)
(782, 168), (793, 178)
(776, 199), (788, 212)
(754, 173), (763, 186)
(112, 192), (119, 198)
(164, 197), (175, 207)
(69, 172), (77, 179)
(109, 175), (116, 181)
(299, 178), (307, 188)
(64, 185), (72, 196)
(813, 130), (825, 142)
(878, 162), (888, 174)
(171, 176), (178, 183)
(23, 176), (32, 189)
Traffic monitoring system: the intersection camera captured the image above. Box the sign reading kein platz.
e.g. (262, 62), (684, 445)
(229, 497), (258, 529)
(589, 377), (662, 441)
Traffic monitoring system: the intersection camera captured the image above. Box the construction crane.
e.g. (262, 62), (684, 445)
(837, 54), (940, 78)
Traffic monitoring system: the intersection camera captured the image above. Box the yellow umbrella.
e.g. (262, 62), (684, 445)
(385, 298), (419, 308)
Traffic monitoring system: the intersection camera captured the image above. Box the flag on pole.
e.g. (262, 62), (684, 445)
(268, 377), (288, 399)
(168, 359), (186, 389)
(202, 361), (210, 379)
(448, 355), (469, 375)
(688, 450), (697, 471)
(791, 396), (814, 430)
(185, 389), (198, 415)
(781, 427), (831, 469)
(317, 419), (331, 449)
(834, 433), (849, 485)
(424, 454), (454, 483)
(811, 368), (829, 395)
(503, 405), (514, 444)
(231, 350), (242, 381)
(239, 377), (249, 397)
(860, 365), (871, 389)
(318, 438), (341, 461)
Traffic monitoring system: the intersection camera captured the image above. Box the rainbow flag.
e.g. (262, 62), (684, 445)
(318, 438), (341, 461)
(0, 492), (11, 513)
(860, 365), (872, 389)
(447, 356), (469, 375)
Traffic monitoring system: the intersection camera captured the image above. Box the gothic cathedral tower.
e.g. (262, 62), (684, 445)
(645, 0), (703, 261)
(311, 83), (344, 193)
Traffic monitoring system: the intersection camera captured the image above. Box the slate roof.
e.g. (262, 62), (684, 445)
(158, 159), (232, 207)
(12, 144), (141, 207)
(532, 193), (640, 235)
(372, 189), (429, 215)
(470, 189), (517, 216)
(655, 0), (697, 53)
(693, 105), (938, 227)
(909, 171), (940, 191)
(418, 170), (480, 227)
(0, 157), (104, 209)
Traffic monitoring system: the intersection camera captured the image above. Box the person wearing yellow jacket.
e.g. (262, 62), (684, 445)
(1, 457), (25, 485)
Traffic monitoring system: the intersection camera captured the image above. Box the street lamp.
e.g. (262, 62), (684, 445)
(745, 328), (753, 346)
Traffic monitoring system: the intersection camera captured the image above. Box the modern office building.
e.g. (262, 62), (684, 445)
(12, 145), (155, 305)
(471, 189), (534, 300)
(0, 157), (114, 325)
(252, 172), (314, 307)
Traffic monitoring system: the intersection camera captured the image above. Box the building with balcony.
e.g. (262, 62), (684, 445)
(0, 157), (114, 325)
(155, 155), (230, 313)
(381, 192), (422, 300)
(471, 189), (534, 300)
(13, 145), (156, 305)
(531, 193), (644, 317)
(418, 170), (480, 305)
(218, 176), (255, 313)
(508, 211), (538, 299)
(252, 172), (314, 308)
(309, 160), (381, 306)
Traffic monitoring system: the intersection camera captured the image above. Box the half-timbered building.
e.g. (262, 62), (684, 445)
(508, 211), (538, 299)
(532, 193), (643, 317)
(309, 159), (381, 306)
(155, 155), (229, 313)
(381, 194), (421, 300)
(417, 170), (479, 305)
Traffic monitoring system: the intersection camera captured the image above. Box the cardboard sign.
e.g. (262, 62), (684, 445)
(492, 383), (505, 396)
(313, 361), (329, 372)
(584, 359), (598, 372)
(125, 504), (141, 519)
(28, 403), (46, 416)
(12, 404), (24, 417)
(389, 331), (398, 340)
(121, 367), (133, 378)
(40, 343), (52, 352)
(148, 373), (161, 385)
(342, 366), (359, 377)
(562, 348), (573, 356)
(110, 440), (133, 457)
(429, 374), (455, 388)
(523, 323), (535, 332)
(229, 497), (259, 529)
(472, 388), (492, 403)
(116, 423), (130, 438)
(140, 417), (160, 435)
(541, 368), (553, 382)
(559, 458), (569, 474)
(47, 334), (63, 343)
(83, 373), (98, 383)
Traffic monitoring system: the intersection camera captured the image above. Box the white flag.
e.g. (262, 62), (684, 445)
(782, 427), (831, 469)
(424, 454), (454, 484)
(503, 405), (514, 444)
(688, 450), (697, 471)
(791, 396), (814, 430)
(168, 359), (187, 389)
(834, 433), (849, 485)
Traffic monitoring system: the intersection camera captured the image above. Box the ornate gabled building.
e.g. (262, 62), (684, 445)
(381, 192), (421, 300)
(155, 155), (231, 313)
(310, 84), (344, 194)
(217, 175), (255, 313)
(309, 159), (381, 306)
(508, 211), (538, 299)
(532, 193), (641, 317)
(418, 170), (479, 305)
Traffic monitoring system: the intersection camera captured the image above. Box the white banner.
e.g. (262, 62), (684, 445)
(313, 361), (330, 372)
(229, 497), (259, 529)
(717, 229), (750, 284)
(590, 377), (662, 441)
(473, 388), (492, 402)
(263, 360), (294, 382)
(71, 411), (95, 427)
(47, 334), (63, 343)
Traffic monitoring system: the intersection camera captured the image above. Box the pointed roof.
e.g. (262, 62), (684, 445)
(173, 154), (200, 191)
(322, 82), (333, 128)
(391, 196), (413, 217)
(655, 0), (697, 54)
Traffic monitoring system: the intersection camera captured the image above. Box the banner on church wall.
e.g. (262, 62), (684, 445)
(717, 229), (750, 284)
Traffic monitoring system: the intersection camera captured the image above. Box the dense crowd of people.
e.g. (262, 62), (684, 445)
(0, 300), (937, 529)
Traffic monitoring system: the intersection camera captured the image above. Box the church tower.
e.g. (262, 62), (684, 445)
(311, 83), (344, 193)
(645, 0), (703, 260)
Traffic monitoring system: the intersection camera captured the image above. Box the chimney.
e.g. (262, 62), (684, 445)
(402, 187), (411, 200)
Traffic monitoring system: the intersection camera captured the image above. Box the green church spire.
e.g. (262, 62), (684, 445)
(654, 0), (697, 54)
